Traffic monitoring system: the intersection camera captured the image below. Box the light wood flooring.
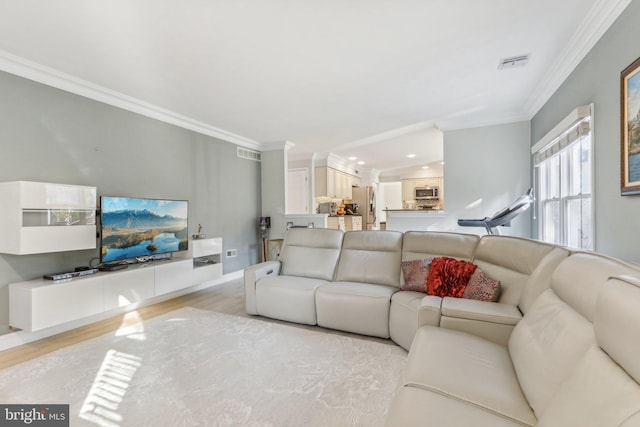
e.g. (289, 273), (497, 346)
(0, 278), (396, 370)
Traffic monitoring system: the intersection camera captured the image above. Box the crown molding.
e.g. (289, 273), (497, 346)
(0, 50), (262, 151)
(437, 112), (530, 132)
(522, 0), (632, 118)
(332, 120), (436, 151)
(261, 141), (296, 152)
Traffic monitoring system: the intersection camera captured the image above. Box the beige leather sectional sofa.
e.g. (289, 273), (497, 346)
(244, 228), (640, 426)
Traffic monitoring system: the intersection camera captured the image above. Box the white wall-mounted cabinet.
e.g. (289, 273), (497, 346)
(9, 237), (224, 332)
(154, 259), (195, 296)
(103, 266), (155, 309)
(10, 275), (105, 332)
(0, 181), (97, 254)
(192, 238), (223, 284)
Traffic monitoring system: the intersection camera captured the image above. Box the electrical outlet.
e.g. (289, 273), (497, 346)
(226, 249), (237, 258)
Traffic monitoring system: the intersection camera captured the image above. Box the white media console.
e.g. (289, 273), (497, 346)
(9, 238), (223, 332)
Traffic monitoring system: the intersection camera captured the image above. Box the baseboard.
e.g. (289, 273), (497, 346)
(0, 270), (244, 352)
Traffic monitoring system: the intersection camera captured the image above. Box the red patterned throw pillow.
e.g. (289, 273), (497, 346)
(426, 257), (478, 298)
(400, 258), (433, 292)
(463, 268), (501, 301)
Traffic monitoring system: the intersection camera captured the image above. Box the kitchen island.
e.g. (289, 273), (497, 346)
(383, 209), (450, 233)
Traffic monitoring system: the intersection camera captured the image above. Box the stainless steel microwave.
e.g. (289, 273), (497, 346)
(415, 187), (439, 200)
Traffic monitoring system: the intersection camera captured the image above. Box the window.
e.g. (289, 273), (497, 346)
(533, 105), (593, 250)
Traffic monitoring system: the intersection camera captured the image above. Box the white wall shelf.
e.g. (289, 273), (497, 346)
(0, 181), (97, 254)
(191, 237), (223, 284)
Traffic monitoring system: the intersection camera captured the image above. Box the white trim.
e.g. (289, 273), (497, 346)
(261, 141), (296, 152)
(438, 112), (530, 132)
(523, 0), (632, 117)
(333, 120), (436, 151)
(531, 105), (592, 154)
(0, 50), (262, 151)
(0, 270), (243, 352)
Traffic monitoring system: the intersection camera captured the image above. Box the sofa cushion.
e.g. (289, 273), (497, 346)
(335, 231), (403, 288)
(402, 231), (480, 262)
(551, 252), (640, 322)
(536, 276), (640, 426)
(384, 386), (528, 427)
(508, 252), (640, 417)
(473, 236), (559, 305)
(400, 258), (432, 292)
(463, 268), (501, 301)
(535, 346), (640, 427)
(517, 246), (569, 314)
(315, 281), (397, 338)
(255, 275), (329, 325)
(404, 326), (537, 426)
(508, 289), (595, 418)
(594, 275), (640, 384)
(426, 257), (477, 298)
(279, 228), (343, 281)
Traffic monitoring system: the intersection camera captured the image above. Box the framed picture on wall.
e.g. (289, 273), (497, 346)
(621, 56), (640, 195)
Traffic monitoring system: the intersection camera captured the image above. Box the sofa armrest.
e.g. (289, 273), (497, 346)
(439, 298), (523, 345)
(418, 295), (443, 327)
(441, 298), (522, 325)
(244, 261), (281, 314)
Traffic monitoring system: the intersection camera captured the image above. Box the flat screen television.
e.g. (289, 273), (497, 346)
(100, 196), (188, 264)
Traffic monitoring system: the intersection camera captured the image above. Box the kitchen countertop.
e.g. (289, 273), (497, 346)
(383, 209), (445, 213)
(384, 209), (449, 232)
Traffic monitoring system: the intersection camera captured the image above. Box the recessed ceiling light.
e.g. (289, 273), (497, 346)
(407, 154), (416, 158)
(422, 166), (430, 169)
(440, 161), (445, 165)
(357, 161), (365, 165)
(348, 156), (358, 161)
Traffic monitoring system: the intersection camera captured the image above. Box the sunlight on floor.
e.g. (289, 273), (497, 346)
(79, 350), (141, 427)
(115, 310), (146, 341)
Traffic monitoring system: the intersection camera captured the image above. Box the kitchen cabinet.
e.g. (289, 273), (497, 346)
(327, 215), (362, 231)
(346, 216), (363, 231)
(315, 167), (361, 199)
(327, 216), (346, 231)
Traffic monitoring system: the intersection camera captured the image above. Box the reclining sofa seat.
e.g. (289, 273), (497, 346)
(315, 230), (404, 338)
(390, 232), (569, 350)
(244, 227), (344, 325)
(390, 231), (480, 350)
(385, 251), (640, 427)
(441, 235), (569, 344)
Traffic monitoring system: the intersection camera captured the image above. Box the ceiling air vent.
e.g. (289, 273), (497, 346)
(498, 54), (530, 70)
(237, 147), (262, 161)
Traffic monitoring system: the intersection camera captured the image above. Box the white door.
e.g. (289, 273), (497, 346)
(287, 169), (309, 214)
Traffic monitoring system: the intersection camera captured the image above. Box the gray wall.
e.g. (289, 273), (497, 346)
(0, 71), (262, 332)
(531, 0), (640, 263)
(443, 121), (532, 237)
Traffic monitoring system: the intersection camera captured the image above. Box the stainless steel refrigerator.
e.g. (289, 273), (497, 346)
(351, 186), (376, 230)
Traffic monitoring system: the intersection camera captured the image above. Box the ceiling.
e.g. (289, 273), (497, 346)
(0, 0), (629, 176)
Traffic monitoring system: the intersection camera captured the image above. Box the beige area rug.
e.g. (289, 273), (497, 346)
(0, 308), (407, 427)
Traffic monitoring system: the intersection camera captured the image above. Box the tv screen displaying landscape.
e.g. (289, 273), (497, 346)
(100, 196), (188, 263)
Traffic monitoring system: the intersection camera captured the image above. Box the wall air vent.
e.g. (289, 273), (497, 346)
(237, 147), (262, 161)
(498, 54), (530, 70)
